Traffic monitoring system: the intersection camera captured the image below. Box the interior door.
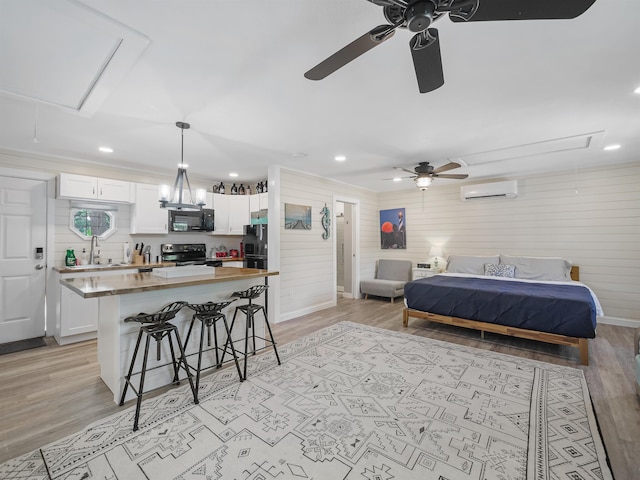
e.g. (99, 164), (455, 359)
(0, 177), (47, 343)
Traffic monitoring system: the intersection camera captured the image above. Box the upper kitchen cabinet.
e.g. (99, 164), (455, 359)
(208, 193), (249, 235)
(130, 183), (169, 234)
(249, 192), (268, 213)
(57, 173), (132, 203)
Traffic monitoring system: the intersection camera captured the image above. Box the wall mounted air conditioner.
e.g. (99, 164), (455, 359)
(460, 180), (518, 201)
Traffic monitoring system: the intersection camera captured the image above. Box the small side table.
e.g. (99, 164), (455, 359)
(412, 267), (440, 280)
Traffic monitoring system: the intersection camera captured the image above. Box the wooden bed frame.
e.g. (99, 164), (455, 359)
(402, 266), (590, 365)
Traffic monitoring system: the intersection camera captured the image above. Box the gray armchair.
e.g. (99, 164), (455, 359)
(360, 259), (412, 303)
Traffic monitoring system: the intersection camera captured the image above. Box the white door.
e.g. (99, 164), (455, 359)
(0, 177), (47, 343)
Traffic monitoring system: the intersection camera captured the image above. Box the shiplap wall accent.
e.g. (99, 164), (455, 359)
(377, 162), (640, 324)
(54, 199), (133, 267)
(279, 169), (379, 321)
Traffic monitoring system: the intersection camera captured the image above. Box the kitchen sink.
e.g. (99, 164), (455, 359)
(65, 263), (124, 270)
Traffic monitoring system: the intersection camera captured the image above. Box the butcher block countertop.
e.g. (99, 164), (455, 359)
(54, 262), (176, 274)
(60, 266), (278, 298)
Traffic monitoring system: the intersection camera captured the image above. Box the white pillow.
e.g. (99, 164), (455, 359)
(499, 254), (572, 281)
(447, 255), (500, 275)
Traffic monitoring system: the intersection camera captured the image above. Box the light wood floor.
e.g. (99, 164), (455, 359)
(1, 298), (638, 478)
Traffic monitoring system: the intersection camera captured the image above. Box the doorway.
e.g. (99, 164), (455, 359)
(0, 176), (47, 343)
(335, 198), (358, 299)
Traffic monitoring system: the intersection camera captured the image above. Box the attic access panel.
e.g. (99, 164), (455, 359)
(0, 0), (149, 115)
(452, 132), (605, 166)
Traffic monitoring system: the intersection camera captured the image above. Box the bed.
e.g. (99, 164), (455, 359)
(403, 255), (603, 365)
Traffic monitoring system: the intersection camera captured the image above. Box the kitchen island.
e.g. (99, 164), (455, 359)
(61, 266), (278, 403)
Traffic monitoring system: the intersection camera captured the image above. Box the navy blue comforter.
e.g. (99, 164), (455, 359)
(404, 275), (597, 338)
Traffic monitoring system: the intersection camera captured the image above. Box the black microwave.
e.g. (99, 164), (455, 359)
(169, 209), (214, 232)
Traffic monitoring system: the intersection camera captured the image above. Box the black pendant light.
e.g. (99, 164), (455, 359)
(159, 122), (206, 211)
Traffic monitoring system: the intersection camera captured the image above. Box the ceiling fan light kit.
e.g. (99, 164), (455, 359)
(305, 0), (598, 93)
(415, 176), (432, 190)
(159, 122), (207, 211)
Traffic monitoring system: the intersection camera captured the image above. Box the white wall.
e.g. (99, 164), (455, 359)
(377, 162), (640, 323)
(278, 169), (379, 321)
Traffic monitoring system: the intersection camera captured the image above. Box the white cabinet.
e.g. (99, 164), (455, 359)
(210, 192), (229, 233)
(58, 173), (95, 199)
(57, 173), (132, 203)
(209, 193), (249, 235)
(130, 183), (169, 234)
(249, 192), (268, 212)
(224, 261), (244, 268)
(228, 195), (250, 234)
(60, 286), (99, 338)
(53, 268), (138, 345)
(412, 268), (439, 280)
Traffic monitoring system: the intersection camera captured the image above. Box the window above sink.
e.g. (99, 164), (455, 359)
(69, 207), (117, 240)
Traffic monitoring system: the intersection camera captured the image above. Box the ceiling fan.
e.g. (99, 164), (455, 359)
(304, 0), (598, 93)
(392, 161), (468, 190)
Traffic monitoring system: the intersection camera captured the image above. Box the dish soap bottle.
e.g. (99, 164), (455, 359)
(79, 248), (88, 265)
(65, 249), (76, 267)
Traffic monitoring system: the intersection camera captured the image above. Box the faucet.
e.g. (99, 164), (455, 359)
(89, 235), (100, 264)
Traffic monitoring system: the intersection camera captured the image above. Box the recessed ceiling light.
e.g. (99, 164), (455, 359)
(603, 144), (621, 151)
(98, 146), (113, 153)
(634, 86), (640, 94)
(229, 172), (239, 177)
(335, 155), (346, 162)
(393, 177), (402, 182)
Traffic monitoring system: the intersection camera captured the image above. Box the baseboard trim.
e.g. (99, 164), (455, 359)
(279, 300), (336, 323)
(598, 316), (640, 328)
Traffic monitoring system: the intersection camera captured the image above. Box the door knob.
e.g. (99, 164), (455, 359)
(35, 264), (44, 270)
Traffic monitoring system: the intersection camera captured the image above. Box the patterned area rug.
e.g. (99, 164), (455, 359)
(0, 322), (613, 479)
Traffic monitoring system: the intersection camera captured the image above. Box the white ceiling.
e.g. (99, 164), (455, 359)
(0, 0), (639, 192)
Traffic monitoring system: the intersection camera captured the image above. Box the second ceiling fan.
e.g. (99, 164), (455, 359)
(305, 0), (598, 93)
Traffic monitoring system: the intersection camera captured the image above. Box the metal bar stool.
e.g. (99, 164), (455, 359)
(221, 284), (281, 380)
(182, 299), (243, 402)
(119, 301), (197, 431)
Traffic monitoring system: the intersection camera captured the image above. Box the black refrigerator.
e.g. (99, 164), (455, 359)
(243, 224), (267, 269)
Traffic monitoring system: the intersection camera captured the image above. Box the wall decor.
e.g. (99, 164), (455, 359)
(380, 207), (406, 249)
(320, 203), (331, 239)
(285, 203), (312, 230)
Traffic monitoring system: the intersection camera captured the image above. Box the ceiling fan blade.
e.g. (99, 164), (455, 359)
(434, 173), (469, 179)
(410, 29), (444, 93)
(393, 166), (418, 175)
(305, 25), (395, 81)
(382, 175), (414, 180)
(449, 0), (597, 22)
(432, 162), (461, 174)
